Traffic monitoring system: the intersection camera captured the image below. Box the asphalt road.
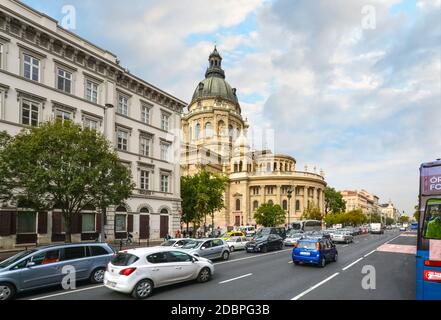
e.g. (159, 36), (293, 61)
(15, 229), (416, 300)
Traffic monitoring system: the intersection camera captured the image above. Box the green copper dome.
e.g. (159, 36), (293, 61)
(191, 47), (240, 106)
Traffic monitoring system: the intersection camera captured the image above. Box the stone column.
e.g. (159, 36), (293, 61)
(313, 188), (318, 207)
(303, 186), (308, 214)
(277, 185), (282, 208)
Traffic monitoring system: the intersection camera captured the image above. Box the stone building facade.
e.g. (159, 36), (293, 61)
(181, 47), (327, 229)
(0, 0), (186, 249)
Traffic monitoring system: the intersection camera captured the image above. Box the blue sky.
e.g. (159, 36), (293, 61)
(21, 0), (441, 216)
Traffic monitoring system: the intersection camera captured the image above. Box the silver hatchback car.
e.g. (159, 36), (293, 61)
(180, 238), (230, 261)
(0, 243), (115, 300)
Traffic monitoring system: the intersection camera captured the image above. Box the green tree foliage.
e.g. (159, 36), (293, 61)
(324, 187), (346, 214)
(180, 169), (228, 232)
(302, 206), (324, 221)
(0, 121), (134, 242)
(254, 203), (286, 227)
(324, 209), (368, 227)
(0, 131), (13, 202)
(399, 216), (410, 224)
(323, 212), (344, 227)
(413, 205), (419, 221)
(386, 217), (395, 226)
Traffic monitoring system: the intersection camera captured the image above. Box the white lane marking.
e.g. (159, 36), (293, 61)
(385, 234), (402, 244)
(364, 249), (376, 258)
(288, 261), (293, 264)
(342, 245), (349, 248)
(30, 285), (104, 300)
(291, 273), (340, 300)
(215, 249), (291, 266)
(219, 273), (253, 284)
(342, 257), (364, 271)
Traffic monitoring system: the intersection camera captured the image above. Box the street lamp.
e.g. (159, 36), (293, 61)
(287, 188), (293, 228)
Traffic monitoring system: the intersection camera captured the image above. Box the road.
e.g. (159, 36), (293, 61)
(17, 230), (416, 300)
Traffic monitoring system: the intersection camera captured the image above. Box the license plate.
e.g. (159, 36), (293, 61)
(107, 281), (117, 287)
(300, 252), (310, 256)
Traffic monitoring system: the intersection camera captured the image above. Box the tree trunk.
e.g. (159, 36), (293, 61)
(64, 211), (72, 243)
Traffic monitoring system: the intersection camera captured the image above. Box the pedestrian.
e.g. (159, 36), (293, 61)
(164, 233), (172, 241)
(175, 229), (181, 238)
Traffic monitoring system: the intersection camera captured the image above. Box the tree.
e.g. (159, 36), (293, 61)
(413, 205), (419, 221)
(399, 216), (410, 224)
(302, 206), (324, 221)
(386, 217), (395, 226)
(254, 203), (286, 227)
(324, 212), (344, 228)
(0, 121), (134, 242)
(0, 131), (13, 202)
(180, 169), (228, 235)
(324, 187), (346, 214)
(344, 209), (367, 226)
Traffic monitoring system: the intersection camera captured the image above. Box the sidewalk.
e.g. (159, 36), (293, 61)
(0, 239), (164, 261)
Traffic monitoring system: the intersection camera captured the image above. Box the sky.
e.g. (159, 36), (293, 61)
(21, 0), (441, 216)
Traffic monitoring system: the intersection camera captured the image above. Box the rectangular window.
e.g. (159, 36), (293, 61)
(17, 212), (36, 234)
(0, 43), (3, 69)
(423, 199), (441, 240)
(62, 247), (86, 261)
(161, 113), (170, 131)
(140, 170), (149, 190)
(82, 213), (95, 233)
(86, 80), (98, 103)
(140, 136), (151, 157)
(161, 174), (169, 193)
(55, 109), (73, 123)
(115, 214), (127, 232)
(160, 143), (170, 161)
(23, 54), (40, 82)
(117, 94), (129, 116)
(21, 99), (40, 126)
(141, 105), (150, 124)
(57, 68), (72, 93)
(83, 117), (98, 130)
(117, 130), (128, 151)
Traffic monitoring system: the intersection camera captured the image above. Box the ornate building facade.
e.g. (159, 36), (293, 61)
(181, 48), (327, 229)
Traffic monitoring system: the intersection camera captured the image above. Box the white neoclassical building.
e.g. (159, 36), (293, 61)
(0, 0), (186, 249)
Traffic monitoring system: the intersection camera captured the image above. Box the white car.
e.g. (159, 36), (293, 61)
(104, 247), (214, 299)
(284, 230), (304, 246)
(160, 238), (192, 248)
(226, 236), (248, 252)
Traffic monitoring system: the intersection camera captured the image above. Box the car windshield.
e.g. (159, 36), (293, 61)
(0, 249), (36, 268)
(296, 241), (317, 250)
(181, 240), (203, 249)
(287, 230), (302, 237)
(160, 240), (176, 246)
(253, 235), (268, 241)
(111, 253), (139, 266)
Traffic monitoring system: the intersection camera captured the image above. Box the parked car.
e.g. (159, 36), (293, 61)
(180, 238), (230, 261)
(160, 238), (192, 248)
(104, 247), (214, 299)
(0, 243), (115, 300)
(255, 227), (287, 239)
(226, 236), (248, 252)
(220, 231), (245, 241)
(292, 237), (338, 267)
(246, 234), (284, 253)
(399, 226), (407, 231)
(331, 230), (354, 243)
(284, 230), (304, 246)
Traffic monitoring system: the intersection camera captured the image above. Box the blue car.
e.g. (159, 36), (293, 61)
(292, 237), (338, 267)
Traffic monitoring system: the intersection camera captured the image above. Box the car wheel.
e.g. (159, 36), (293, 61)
(278, 243), (283, 250)
(222, 251), (230, 261)
(320, 257), (326, 268)
(132, 279), (153, 299)
(261, 245), (268, 253)
(197, 267), (211, 283)
(230, 246), (235, 252)
(0, 283), (15, 301)
(333, 253), (338, 262)
(90, 267), (106, 284)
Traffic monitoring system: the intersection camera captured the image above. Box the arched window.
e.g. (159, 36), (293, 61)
(268, 200), (274, 206)
(236, 199), (241, 211)
(282, 200), (288, 210)
(234, 162), (238, 172)
(296, 200), (300, 211)
(116, 205), (127, 213)
(218, 120), (225, 136)
(160, 208), (169, 214)
(205, 122), (213, 138)
(228, 125), (234, 138)
(140, 207), (149, 213)
(274, 162), (277, 171)
(253, 200), (259, 210)
(195, 123), (201, 139)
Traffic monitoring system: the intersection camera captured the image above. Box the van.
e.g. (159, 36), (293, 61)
(0, 243), (115, 300)
(237, 226), (256, 237)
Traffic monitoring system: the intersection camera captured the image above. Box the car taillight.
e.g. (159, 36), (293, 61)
(424, 270), (441, 282)
(424, 260), (441, 267)
(119, 267), (136, 276)
(316, 243), (320, 250)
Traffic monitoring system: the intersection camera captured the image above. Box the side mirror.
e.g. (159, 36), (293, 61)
(192, 257), (197, 263)
(26, 261), (36, 268)
(201, 247), (206, 250)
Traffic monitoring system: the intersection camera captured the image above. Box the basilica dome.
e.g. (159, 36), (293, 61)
(190, 47), (240, 107)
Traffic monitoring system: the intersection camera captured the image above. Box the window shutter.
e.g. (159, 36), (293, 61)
(96, 213), (102, 232)
(0, 212), (12, 236)
(71, 213), (82, 234)
(128, 214), (133, 233)
(10, 211), (16, 235)
(52, 212), (62, 234)
(38, 211), (48, 234)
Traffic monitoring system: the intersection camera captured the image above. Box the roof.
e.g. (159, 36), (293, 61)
(191, 76), (239, 106)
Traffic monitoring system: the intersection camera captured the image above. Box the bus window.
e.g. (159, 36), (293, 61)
(423, 199), (441, 240)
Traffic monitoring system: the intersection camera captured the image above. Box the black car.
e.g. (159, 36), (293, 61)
(246, 234), (284, 253)
(255, 227), (287, 239)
